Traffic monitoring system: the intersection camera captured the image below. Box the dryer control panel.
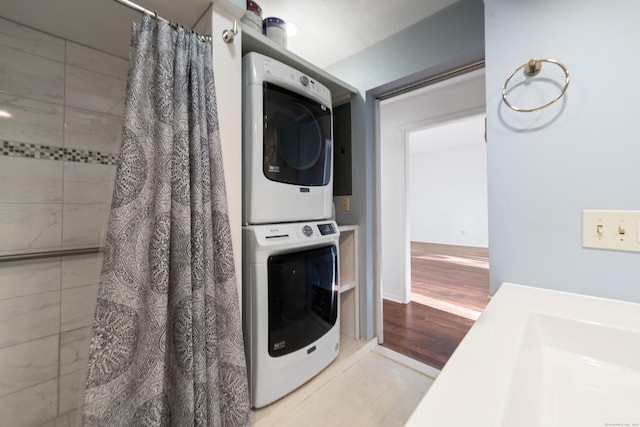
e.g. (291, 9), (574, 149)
(260, 55), (331, 105)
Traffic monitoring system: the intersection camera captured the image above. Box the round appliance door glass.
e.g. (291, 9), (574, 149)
(263, 82), (332, 186)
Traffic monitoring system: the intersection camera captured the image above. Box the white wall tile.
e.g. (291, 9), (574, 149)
(0, 379), (57, 426)
(65, 65), (126, 115)
(59, 369), (85, 415)
(0, 258), (61, 300)
(61, 285), (98, 332)
(62, 204), (109, 249)
(69, 409), (81, 427)
(0, 94), (64, 146)
(64, 107), (123, 153)
(0, 45), (64, 104)
(66, 41), (128, 80)
(61, 254), (102, 289)
(60, 327), (91, 376)
(0, 17), (64, 61)
(0, 19), (127, 426)
(0, 291), (60, 348)
(0, 157), (63, 203)
(0, 204), (62, 255)
(40, 412), (73, 427)
(39, 416), (58, 427)
(0, 335), (58, 397)
(63, 162), (116, 205)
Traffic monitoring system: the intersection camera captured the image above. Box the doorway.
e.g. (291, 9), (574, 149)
(376, 67), (488, 370)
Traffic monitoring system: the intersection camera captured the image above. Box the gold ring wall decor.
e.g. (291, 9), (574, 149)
(502, 58), (571, 112)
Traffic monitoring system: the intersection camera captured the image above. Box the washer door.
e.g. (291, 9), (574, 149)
(263, 82), (332, 186)
(267, 245), (338, 357)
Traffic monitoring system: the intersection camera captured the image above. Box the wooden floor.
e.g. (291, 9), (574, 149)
(382, 242), (489, 370)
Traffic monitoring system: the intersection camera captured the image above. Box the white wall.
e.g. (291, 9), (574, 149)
(379, 70), (485, 303)
(409, 115), (488, 247)
(195, 1), (244, 300)
(485, 0), (640, 302)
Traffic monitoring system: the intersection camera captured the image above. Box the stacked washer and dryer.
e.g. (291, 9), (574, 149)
(241, 52), (341, 409)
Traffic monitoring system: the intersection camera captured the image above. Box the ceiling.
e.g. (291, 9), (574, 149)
(0, 0), (458, 68)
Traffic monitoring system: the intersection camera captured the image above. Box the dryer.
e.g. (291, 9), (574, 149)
(242, 220), (340, 408)
(243, 52), (334, 225)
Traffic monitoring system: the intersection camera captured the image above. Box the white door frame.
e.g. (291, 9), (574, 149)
(375, 68), (486, 343)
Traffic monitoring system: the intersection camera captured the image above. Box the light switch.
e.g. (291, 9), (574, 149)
(582, 210), (640, 253)
(342, 197), (350, 212)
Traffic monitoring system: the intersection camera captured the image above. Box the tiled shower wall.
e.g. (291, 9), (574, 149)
(0, 17), (127, 426)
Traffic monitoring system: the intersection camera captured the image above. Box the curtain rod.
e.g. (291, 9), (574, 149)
(111, 0), (216, 42)
(113, 0), (170, 24)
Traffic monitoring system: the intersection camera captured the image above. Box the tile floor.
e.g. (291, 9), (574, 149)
(42, 337), (437, 427)
(252, 337), (439, 427)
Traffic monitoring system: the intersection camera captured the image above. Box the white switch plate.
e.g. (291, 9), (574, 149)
(582, 209), (640, 253)
(342, 197), (350, 212)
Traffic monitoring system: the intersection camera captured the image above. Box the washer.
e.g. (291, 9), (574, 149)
(243, 52), (334, 225)
(242, 220), (340, 408)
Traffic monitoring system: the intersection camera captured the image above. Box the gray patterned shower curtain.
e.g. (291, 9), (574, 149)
(82, 15), (250, 426)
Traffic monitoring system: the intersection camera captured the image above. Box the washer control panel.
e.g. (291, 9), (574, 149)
(317, 222), (337, 236)
(301, 223), (336, 237)
(253, 220), (338, 243)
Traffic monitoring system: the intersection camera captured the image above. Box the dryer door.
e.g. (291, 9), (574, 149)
(263, 82), (332, 186)
(267, 245), (338, 357)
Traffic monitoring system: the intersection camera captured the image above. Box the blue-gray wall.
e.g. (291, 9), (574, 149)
(485, 0), (640, 302)
(327, 0), (485, 338)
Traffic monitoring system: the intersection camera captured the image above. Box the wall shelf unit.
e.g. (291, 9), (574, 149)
(338, 225), (359, 340)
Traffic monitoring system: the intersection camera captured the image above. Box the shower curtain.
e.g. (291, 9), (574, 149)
(82, 15), (250, 426)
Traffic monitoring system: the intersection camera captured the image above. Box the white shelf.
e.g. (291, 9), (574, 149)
(240, 22), (358, 104)
(340, 281), (356, 293)
(338, 225), (359, 340)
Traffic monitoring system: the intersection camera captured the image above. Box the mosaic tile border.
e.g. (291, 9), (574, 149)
(1, 140), (118, 165)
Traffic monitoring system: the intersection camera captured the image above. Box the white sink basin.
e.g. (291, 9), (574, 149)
(502, 313), (640, 427)
(406, 283), (640, 427)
